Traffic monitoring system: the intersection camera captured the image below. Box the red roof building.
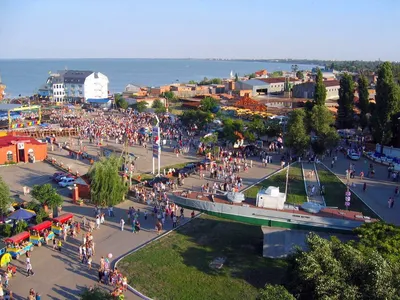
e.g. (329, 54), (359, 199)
(0, 135), (47, 164)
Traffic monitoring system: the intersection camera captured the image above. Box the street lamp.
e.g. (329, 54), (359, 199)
(152, 114), (161, 176)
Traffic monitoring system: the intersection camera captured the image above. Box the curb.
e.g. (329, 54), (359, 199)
(113, 212), (204, 300)
(318, 162), (383, 220)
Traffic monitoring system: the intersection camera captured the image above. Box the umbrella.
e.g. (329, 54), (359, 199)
(8, 208), (36, 220)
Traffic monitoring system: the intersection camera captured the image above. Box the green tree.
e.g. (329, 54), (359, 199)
(270, 71), (283, 78)
(285, 110), (309, 155)
(180, 110), (213, 130)
(296, 71), (304, 80)
(114, 94), (128, 109)
(337, 73), (355, 129)
(249, 117), (266, 139)
(188, 80), (198, 84)
(371, 62), (400, 146)
(0, 176), (11, 215)
(235, 73), (239, 82)
(80, 286), (113, 300)
(31, 183), (63, 209)
(200, 96), (218, 112)
(222, 118), (244, 143)
(257, 284), (295, 300)
(200, 133), (218, 145)
(162, 91), (176, 102)
(310, 105), (339, 154)
(152, 99), (166, 113)
(285, 233), (399, 300)
(248, 73), (256, 79)
(133, 101), (148, 113)
(88, 156), (128, 207)
(313, 69), (327, 106)
(353, 222), (400, 263)
(357, 74), (370, 129)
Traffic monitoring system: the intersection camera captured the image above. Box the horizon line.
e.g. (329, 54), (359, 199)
(0, 57), (392, 62)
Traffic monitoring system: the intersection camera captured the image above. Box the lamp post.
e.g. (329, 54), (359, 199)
(152, 114), (161, 176)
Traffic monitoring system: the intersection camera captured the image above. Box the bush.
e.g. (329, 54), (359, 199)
(80, 286), (113, 300)
(0, 224), (12, 237)
(15, 220), (28, 234)
(35, 207), (48, 224)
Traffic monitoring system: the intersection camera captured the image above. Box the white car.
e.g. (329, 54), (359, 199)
(58, 177), (75, 187)
(348, 152), (361, 161)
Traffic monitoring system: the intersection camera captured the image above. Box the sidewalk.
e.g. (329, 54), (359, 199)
(302, 163), (325, 206)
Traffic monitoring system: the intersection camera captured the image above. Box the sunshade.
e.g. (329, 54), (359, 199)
(8, 208), (36, 220)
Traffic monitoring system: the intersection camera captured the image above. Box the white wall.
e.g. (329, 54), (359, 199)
(52, 83), (65, 102)
(84, 72), (109, 101)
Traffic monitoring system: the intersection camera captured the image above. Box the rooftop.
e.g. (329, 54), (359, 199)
(323, 80), (340, 87)
(239, 79), (268, 86)
(0, 135), (44, 147)
(258, 77), (300, 84)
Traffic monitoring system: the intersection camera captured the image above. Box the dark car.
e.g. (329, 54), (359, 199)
(146, 176), (170, 188)
(177, 163), (197, 177)
(53, 173), (68, 182)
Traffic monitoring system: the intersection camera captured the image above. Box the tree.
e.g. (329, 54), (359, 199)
(114, 94), (128, 109)
(248, 73), (256, 79)
(133, 101), (148, 113)
(200, 133), (218, 145)
(285, 233), (399, 300)
(270, 71), (283, 78)
(357, 74), (370, 129)
(88, 156), (128, 207)
(371, 62), (400, 146)
(162, 91), (176, 102)
(152, 99), (166, 113)
(313, 69), (327, 106)
(80, 286), (113, 300)
(257, 284), (295, 300)
(249, 117), (266, 139)
(353, 222), (400, 263)
(188, 80), (198, 84)
(180, 110), (213, 130)
(285, 110), (309, 155)
(222, 118), (244, 143)
(235, 73), (239, 82)
(310, 105), (339, 154)
(0, 176), (11, 216)
(200, 96), (218, 112)
(296, 71), (304, 80)
(337, 73), (355, 129)
(31, 183), (63, 209)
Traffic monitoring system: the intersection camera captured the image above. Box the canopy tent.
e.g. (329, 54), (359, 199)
(8, 208), (36, 220)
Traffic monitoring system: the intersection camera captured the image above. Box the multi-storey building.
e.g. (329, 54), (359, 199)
(39, 70), (109, 103)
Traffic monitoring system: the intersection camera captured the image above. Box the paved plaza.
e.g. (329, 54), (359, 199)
(0, 138), (281, 299)
(0, 136), (398, 298)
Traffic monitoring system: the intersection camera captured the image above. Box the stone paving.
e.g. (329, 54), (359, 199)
(1, 134), (399, 298)
(0, 137), (281, 299)
(302, 163), (325, 206)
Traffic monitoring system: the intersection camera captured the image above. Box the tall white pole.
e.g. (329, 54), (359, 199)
(154, 115), (161, 176)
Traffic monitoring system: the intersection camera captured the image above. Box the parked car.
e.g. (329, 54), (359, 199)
(53, 173), (67, 182)
(348, 152), (361, 161)
(56, 174), (76, 183)
(146, 176), (170, 188)
(58, 177), (76, 187)
(52, 172), (64, 180)
(177, 163), (197, 177)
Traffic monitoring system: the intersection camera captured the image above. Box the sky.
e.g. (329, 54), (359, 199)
(0, 0), (399, 60)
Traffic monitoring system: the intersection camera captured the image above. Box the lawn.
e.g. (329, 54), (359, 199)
(244, 163), (307, 205)
(118, 215), (287, 300)
(316, 165), (380, 219)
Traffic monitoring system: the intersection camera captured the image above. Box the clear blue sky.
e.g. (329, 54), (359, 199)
(0, 0), (399, 60)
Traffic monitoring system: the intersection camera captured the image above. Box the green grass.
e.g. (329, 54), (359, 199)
(244, 163), (307, 205)
(316, 165), (380, 219)
(118, 215), (287, 300)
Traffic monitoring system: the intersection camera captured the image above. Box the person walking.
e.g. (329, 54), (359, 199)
(363, 182), (367, 192)
(172, 215), (177, 228)
(95, 215), (100, 229)
(120, 218), (125, 231)
(26, 261), (35, 277)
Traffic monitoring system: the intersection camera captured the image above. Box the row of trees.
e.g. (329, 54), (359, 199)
(258, 222), (400, 300)
(286, 71), (339, 156)
(335, 62), (400, 147)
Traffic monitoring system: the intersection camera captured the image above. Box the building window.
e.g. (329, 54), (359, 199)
(6, 151), (13, 162)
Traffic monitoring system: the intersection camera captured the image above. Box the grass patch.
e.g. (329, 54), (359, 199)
(244, 163), (306, 205)
(118, 215), (287, 300)
(316, 165), (380, 219)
